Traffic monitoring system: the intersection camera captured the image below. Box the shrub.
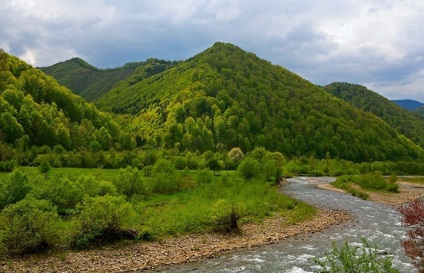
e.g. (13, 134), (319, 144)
(314, 238), (399, 273)
(398, 197), (424, 273)
(32, 176), (84, 215)
(0, 169), (31, 209)
(1, 196), (59, 255)
(0, 159), (18, 172)
(237, 158), (261, 180)
(77, 176), (117, 197)
(38, 160), (51, 175)
(210, 199), (243, 232)
(151, 173), (181, 194)
(113, 166), (148, 197)
(71, 195), (136, 249)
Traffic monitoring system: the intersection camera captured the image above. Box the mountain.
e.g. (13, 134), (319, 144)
(0, 51), (123, 151)
(323, 82), (424, 148)
(391, 99), (424, 111)
(96, 42), (424, 162)
(416, 106), (424, 116)
(40, 58), (179, 101)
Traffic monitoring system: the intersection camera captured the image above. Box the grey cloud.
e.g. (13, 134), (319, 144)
(1, 0), (424, 101)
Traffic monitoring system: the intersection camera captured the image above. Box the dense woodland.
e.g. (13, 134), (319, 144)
(95, 43), (423, 162)
(40, 58), (180, 101)
(324, 82), (424, 149)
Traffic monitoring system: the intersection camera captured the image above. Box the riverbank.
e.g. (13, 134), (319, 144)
(317, 180), (424, 206)
(0, 208), (351, 273)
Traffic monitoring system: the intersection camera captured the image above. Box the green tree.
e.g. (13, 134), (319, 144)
(207, 158), (221, 175)
(228, 147), (244, 166)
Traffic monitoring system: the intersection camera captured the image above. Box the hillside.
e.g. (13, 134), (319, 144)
(323, 82), (424, 149)
(40, 58), (179, 101)
(391, 99), (424, 111)
(96, 42), (424, 162)
(0, 51), (123, 152)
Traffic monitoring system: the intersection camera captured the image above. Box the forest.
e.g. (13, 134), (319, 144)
(1, 43), (424, 261)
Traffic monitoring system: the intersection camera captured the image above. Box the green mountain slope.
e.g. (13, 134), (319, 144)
(96, 42), (424, 162)
(0, 51), (122, 151)
(415, 106), (424, 117)
(323, 82), (424, 148)
(40, 58), (179, 101)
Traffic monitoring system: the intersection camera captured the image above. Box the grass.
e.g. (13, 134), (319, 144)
(400, 176), (424, 185)
(0, 167), (317, 252)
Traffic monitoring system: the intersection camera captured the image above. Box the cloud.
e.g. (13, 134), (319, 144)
(1, 0), (424, 101)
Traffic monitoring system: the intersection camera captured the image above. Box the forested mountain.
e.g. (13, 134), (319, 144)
(40, 58), (179, 101)
(96, 42), (423, 162)
(323, 82), (424, 149)
(391, 99), (424, 111)
(416, 106), (424, 116)
(0, 51), (125, 153)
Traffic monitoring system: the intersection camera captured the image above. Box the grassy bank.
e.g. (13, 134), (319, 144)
(0, 165), (316, 256)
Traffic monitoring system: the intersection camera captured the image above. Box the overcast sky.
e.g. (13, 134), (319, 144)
(1, 0), (424, 101)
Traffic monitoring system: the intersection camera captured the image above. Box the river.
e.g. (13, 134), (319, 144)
(144, 177), (417, 273)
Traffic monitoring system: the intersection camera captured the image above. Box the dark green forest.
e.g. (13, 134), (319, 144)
(40, 57), (179, 101)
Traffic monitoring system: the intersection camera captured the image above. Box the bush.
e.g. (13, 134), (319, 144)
(0, 169), (31, 209)
(0, 196), (59, 255)
(314, 238), (399, 273)
(0, 159), (18, 172)
(210, 199), (243, 232)
(71, 195), (136, 249)
(113, 166), (148, 197)
(398, 197), (424, 273)
(237, 158), (261, 180)
(151, 173), (182, 194)
(32, 176), (84, 215)
(77, 176), (117, 197)
(38, 160), (51, 175)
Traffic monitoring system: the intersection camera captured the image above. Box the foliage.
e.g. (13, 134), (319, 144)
(210, 199), (242, 232)
(0, 169), (31, 209)
(95, 42), (424, 162)
(113, 166), (148, 197)
(38, 160), (51, 175)
(71, 195), (136, 249)
(0, 51), (123, 151)
(398, 197), (424, 273)
(237, 158), (261, 180)
(314, 239), (399, 273)
(332, 172), (399, 199)
(0, 196), (60, 255)
(41, 57), (179, 101)
(324, 82), (424, 149)
(31, 175), (84, 214)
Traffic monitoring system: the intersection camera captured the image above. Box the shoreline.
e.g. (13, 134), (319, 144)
(317, 181), (424, 206)
(0, 209), (351, 273)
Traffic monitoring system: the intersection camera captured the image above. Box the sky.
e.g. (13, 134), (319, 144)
(1, 0), (424, 102)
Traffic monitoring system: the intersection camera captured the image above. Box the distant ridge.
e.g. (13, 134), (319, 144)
(40, 58), (180, 101)
(391, 99), (424, 111)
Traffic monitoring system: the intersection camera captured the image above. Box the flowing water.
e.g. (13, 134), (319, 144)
(144, 177), (417, 273)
